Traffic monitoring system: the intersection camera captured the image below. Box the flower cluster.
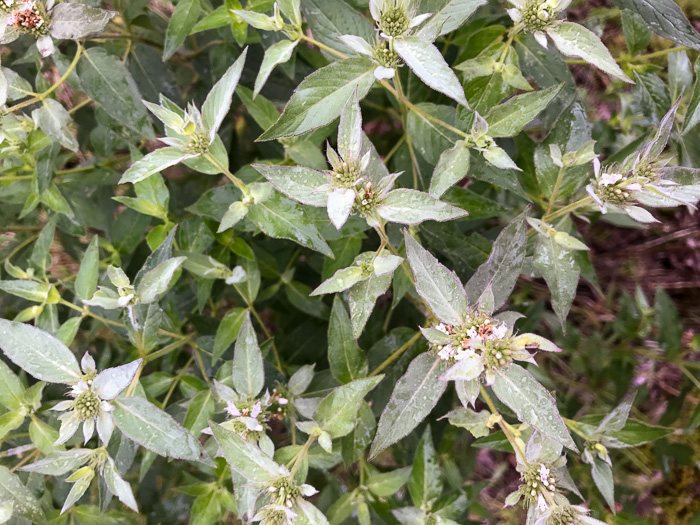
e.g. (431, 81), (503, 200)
(252, 477), (317, 525)
(1, 0), (53, 56)
(507, 0), (570, 47)
(52, 353), (141, 446)
(369, 0), (431, 40)
(427, 312), (557, 385)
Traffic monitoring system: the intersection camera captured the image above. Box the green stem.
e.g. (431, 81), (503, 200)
(7, 43), (83, 114)
(370, 331), (422, 376)
(544, 196), (594, 222)
(299, 35), (348, 59)
(289, 434), (316, 477)
(204, 152), (250, 196)
(544, 166), (568, 218)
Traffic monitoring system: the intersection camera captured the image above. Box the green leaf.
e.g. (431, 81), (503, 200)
(348, 271), (392, 339)
(314, 376), (383, 438)
(491, 365), (576, 450)
(248, 193), (333, 256)
(328, 296), (368, 383)
(0, 280), (51, 302)
(394, 37), (469, 108)
(465, 208), (528, 310)
(0, 360), (25, 411)
(610, 0), (700, 51)
(258, 58), (376, 141)
(232, 313), (264, 398)
(416, 0), (487, 40)
(301, 0), (376, 57)
(78, 48), (154, 138)
(311, 266), (364, 296)
(341, 401), (375, 466)
(547, 23), (633, 84)
(338, 88), (362, 162)
(255, 40), (298, 97)
(591, 458), (615, 511)
(443, 407), (491, 438)
(0, 412), (24, 440)
(682, 57), (700, 135)
(484, 84), (564, 138)
(210, 421), (284, 482)
(32, 99), (78, 152)
(253, 164), (327, 207)
(654, 288), (682, 358)
(596, 392), (636, 434)
(213, 307), (247, 362)
(120, 147), (194, 184)
(135, 256), (186, 304)
(621, 9), (652, 56)
(377, 189), (468, 225)
(429, 141), (470, 199)
(183, 390), (216, 435)
(604, 419), (673, 446)
(533, 234), (580, 327)
(29, 418), (59, 455)
(296, 500), (332, 525)
(202, 49), (248, 138)
(366, 467), (412, 497)
(113, 396), (206, 461)
(408, 426), (443, 508)
(370, 353), (450, 459)
(0, 320), (81, 384)
(48, 3), (115, 39)
(0, 466), (45, 524)
(163, 0), (202, 61)
(75, 236), (100, 301)
(103, 457), (139, 512)
(404, 230), (468, 326)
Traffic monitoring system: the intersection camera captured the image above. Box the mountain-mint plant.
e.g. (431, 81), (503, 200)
(0, 0), (698, 523)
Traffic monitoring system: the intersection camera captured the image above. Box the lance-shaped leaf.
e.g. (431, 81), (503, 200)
(408, 426), (443, 508)
(0, 320), (81, 384)
(258, 58), (376, 141)
(255, 40), (299, 98)
(547, 23), (633, 83)
(49, 3), (115, 39)
(113, 397), (206, 461)
(0, 466), (45, 523)
(120, 147), (196, 184)
(533, 234), (579, 327)
(394, 37), (470, 108)
(338, 87), (363, 162)
(78, 48), (154, 139)
(163, 0), (201, 60)
(21, 449), (93, 476)
(253, 164), (328, 207)
(32, 99), (78, 152)
(314, 375), (383, 438)
(232, 312), (264, 398)
(683, 58), (700, 135)
(484, 84), (564, 138)
(327, 188), (355, 230)
(135, 256), (186, 304)
(378, 189), (468, 225)
(247, 194), (333, 257)
(210, 422), (284, 482)
(329, 296), (369, 383)
(311, 266), (365, 296)
(442, 407), (491, 438)
(596, 391), (637, 434)
(370, 353), (450, 459)
(591, 458), (615, 510)
(75, 236), (100, 301)
(213, 307), (247, 362)
(416, 0), (487, 40)
(404, 230), (468, 325)
(465, 208), (528, 309)
(202, 49), (248, 140)
(348, 271), (392, 339)
(103, 456), (139, 512)
(296, 500), (332, 525)
(610, 0), (700, 52)
(0, 280), (52, 302)
(491, 365), (577, 450)
(429, 141), (470, 198)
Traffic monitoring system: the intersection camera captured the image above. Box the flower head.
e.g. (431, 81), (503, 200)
(507, 0), (571, 47)
(368, 0), (431, 40)
(52, 354), (141, 446)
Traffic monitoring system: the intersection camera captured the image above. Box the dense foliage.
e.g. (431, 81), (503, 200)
(0, 0), (699, 523)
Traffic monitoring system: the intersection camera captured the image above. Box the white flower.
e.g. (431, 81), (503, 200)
(538, 464), (550, 484)
(492, 324), (509, 339)
(600, 172), (622, 186)
(52, 354), (141, 446)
